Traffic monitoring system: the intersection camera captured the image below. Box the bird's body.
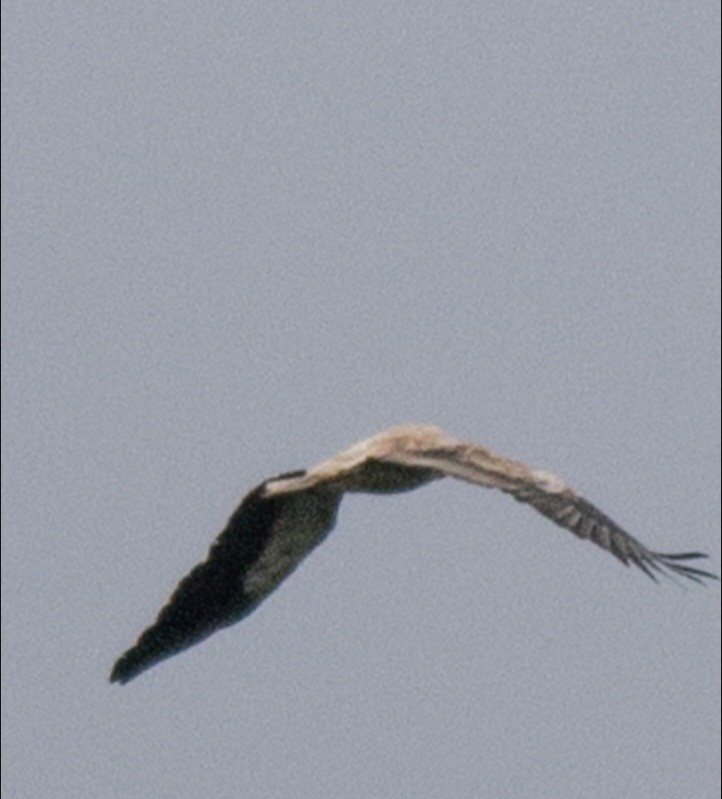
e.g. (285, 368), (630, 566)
(110, 424), (716, 684)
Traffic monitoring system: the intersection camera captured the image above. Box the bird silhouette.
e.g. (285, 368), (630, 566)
(110, 425), (716, 684)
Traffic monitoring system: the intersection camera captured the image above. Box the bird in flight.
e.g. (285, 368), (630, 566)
(110, 424), (716, 684)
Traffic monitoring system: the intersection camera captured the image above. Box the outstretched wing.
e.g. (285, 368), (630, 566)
(508, 473), (716, 583)
(110, 472), (342, 685)
(380, 439), (717, 584)
(110, 480), (280, 684)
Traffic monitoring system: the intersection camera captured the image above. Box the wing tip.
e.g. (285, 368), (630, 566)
(109, 650), (144, 685)
(109, 636), (170, 684)
(648, 551), (719, 585)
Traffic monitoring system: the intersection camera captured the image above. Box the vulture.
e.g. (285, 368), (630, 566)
(110, 424), (716, 684)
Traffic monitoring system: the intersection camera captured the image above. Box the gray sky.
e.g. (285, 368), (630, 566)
(2, 2), (720, 797)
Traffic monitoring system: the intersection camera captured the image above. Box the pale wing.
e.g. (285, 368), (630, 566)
(381, 442), (716, 583)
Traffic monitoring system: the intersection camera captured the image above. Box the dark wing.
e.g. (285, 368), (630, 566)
(509, 480), (717, 583)
(381, 440), (717, 583)
(110, 473), (303, 685)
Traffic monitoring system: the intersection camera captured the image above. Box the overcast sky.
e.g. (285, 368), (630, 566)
(2, 2), (720, 798)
